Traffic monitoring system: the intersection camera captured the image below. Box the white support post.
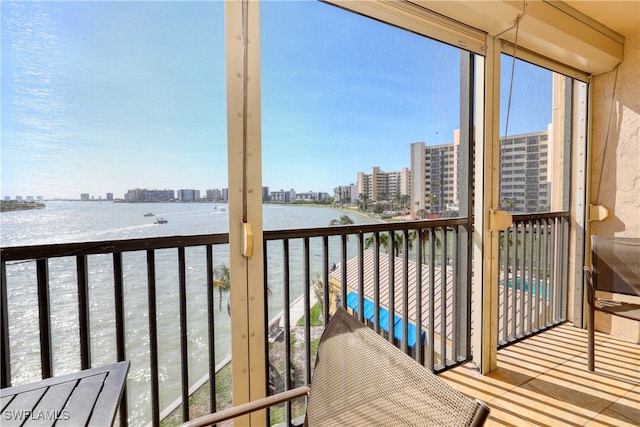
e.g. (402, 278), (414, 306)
(225, 1), (266, 424)
(472, 36), (501, 373)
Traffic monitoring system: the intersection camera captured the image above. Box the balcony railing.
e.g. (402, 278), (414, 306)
(498, 212), (570, 346)
(263, 218), (473, 425)
(1, 213), (569, 426)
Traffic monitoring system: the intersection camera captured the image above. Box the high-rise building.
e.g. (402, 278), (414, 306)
(410, 128), (552, 217)
(125, 189), (174, 202)
(498, 129), (551, 213)
(270, 189), (296, 202)
(411, 141), (459, 216)
(106, 193), (114, 201)
(80, 193), (90, 201)
(206, 188), (222, 201)
(357, 167), (410, 202)
(334, 184), (356, 205)
(178, 189), (200, 202)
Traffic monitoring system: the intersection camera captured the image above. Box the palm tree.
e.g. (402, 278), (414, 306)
(213, 263), (272, 316)
(365, 233), (390, 254)
(365, 231), (413, 256)
(329, 215), (354, 226)
(213, 263), (231, 314)
(420, 228), (443, 264)
(358, 193), (370, 212)
(426, 194), (437, 216)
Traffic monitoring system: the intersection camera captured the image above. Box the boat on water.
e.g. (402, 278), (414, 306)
(144, 212), (155, 217)
(154, 217), (168, 224)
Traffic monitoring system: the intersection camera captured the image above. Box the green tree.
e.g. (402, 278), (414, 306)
(426, 194), (437, 215)
(442, 209), (459, 218)
(213, 263), (272, 316)
(213, 263), (231, 315)
(420, 229), (443, 264)
(365, 231), (413, 256)
(329, 215), (354, 226)
(358, 193), (370, 212)
(312, 272), (336, 316)
(500, 198), (516, 211)
(365, 233), (390, 254)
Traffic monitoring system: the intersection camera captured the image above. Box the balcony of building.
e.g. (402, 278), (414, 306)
(2, 211), (638, 426)
(1, 0), (638, 426)
(442, 324), (640, 426)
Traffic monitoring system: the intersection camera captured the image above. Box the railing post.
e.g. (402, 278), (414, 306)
(340, 234), (348, 310)
(76, 255), (91, 370)
(439, 227), (448, 366)
(1, 260), (11, 387)
(415, 229), (423, 364)
(428, 228), (436, 370)
(147, 249), (160, 427)
(178, 247), (189, 422)
(282, 239), (292, 424)
(322, 235), (330, 324)
(303, 237), (311, 385)
(206, 245), (216, 415)
(373, 232), (380, 334)
(36, 258), (52, 379)
(113, 252), (128, 427)
(401, 230), (409, 355)
(386, 231), (395, 343)
(357, 234), (365, 324)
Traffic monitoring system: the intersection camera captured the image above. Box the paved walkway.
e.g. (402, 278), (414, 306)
(279, 292), (319, 328)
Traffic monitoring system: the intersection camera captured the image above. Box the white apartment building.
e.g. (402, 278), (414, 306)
(333, 184), (356, 205)
(411, 140), (459, 216)
(357, 167), (410, 202)
(270, 189), (296, 203)
(499, 129), (551, 213)
(411, 128), (551, 217)
(206, 188), (222, 201)
(178, 189), (201, 202)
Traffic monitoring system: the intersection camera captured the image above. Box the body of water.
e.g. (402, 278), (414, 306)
(1, 201), (374, 426)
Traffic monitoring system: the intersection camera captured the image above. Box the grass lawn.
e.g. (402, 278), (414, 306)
(296, 302), (323, 327)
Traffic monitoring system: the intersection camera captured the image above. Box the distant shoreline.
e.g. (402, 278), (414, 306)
(0, 200), (46, 212)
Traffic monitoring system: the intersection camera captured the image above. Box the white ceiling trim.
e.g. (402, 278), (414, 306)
(325, 0), (487, 55)
(325, 0), (624, 76)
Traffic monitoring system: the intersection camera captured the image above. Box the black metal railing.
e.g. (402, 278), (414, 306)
(497, 212), (570, 347)
(262, 218), (474, 425)
(2, 234), (229, 427)
(1, 212), (569, 426)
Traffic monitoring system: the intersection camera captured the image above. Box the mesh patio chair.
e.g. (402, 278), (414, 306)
(182, 307), (489, 426)
(584, 236), (640, 371)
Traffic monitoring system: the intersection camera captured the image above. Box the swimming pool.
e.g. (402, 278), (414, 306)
(500, 277), (550, 297)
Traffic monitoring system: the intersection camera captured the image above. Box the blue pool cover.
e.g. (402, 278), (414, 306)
(346, 292), (426, 347)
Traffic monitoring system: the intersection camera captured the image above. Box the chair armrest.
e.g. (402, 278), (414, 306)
(180, 386), (310, 427)
(584, 266), (596, 304)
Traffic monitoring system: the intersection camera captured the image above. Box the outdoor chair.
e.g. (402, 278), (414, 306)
(584, 235), (640, 371)
(182, 306), (490, 426)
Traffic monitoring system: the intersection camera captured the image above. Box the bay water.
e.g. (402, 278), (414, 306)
(1, 201), (375, 425)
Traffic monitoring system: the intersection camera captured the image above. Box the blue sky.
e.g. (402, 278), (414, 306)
(1, 1), (552, 200)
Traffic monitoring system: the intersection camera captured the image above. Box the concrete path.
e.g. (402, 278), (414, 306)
(279, 292), (319, 328)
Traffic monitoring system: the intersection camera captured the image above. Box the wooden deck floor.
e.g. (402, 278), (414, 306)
(439, 323), (640, 426)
